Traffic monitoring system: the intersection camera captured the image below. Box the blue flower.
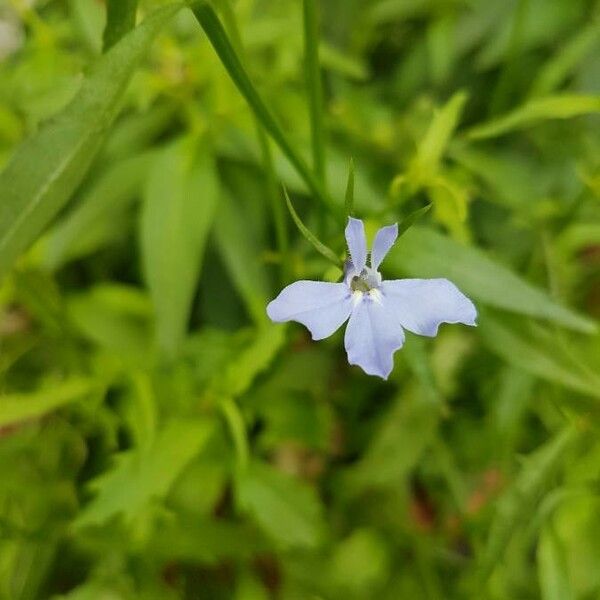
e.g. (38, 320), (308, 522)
(267, 218), (477, 379)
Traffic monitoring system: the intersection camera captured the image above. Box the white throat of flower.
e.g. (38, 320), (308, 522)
(348, 264), (383, 305)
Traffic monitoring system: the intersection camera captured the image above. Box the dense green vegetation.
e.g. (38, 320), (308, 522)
(0, 0), (599, 597)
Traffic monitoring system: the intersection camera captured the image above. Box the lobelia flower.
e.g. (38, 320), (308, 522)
(267, 217), (477, 379)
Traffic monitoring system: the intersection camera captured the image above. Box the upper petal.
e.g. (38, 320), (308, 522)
(370, 223), (398, 270)
(267, 281), (352, 340)
(381, 278), (477, 337)
(344, 292), (405, 379)
(345, 217), (367, 273)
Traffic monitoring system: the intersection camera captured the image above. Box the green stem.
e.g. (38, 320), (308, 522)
(189, 1), (340, 221)
(215, 0), (288, 283)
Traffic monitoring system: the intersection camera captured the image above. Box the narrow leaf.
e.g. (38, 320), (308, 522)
(141, 137), (219, 360)
(479, 314), (600, 400)
(42, 152), (153, 269)
(0, 379), (97, 428)
(479, 427), (579, 581)
(214, 192), (270, 325)
(103, 0), (138, 51)
(538, 524), (575, 600)
(417, 91), (467, 173)
(236, 460), (324, 549)
(345, 157), (355, 217)
(397, 204), (431, 238)
(466, 95), (600, 140)
(530, 25), (600, 97)
(283, 186), (342, 267)
(0, 3), (182, 280)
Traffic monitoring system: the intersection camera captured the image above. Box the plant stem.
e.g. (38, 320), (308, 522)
(213, 0), (289, 283)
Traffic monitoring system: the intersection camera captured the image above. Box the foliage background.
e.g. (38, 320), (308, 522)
(0, 0), (600, 598)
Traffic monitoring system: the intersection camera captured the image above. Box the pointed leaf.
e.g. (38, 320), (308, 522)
(466, 95), (600, 140)
(141, 137), (219, 359)
(236, 461), (324, 549)
(283, 186), (342, 267)
(103, 0), (138, 51)
(0, 379), (97, 428)
(480, 427), (579, 581)
(397, 204), (431, 238)
(75, 419), (214, 527)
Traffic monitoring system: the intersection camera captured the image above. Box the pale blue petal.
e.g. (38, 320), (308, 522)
(345, 217), (367, 273)
(344, 293), (405, 379)
(370, 223), (398, 270)
(267, 281), (352, 340)
(381, 278), (477, 337)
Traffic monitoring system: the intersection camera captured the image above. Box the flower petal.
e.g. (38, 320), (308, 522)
(267, 281), (352, 340)
(370, 223), (398, 270)
(381, 278), (477, 337)
(344, 292), (405, 379)
(345, 217), (367, 273)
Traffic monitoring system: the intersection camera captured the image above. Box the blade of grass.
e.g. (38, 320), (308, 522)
(188, 1), (339, 220)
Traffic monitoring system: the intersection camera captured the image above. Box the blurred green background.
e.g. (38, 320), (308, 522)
(0, 0), (600, 598)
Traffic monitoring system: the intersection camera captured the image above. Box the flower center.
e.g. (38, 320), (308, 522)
(349, 267), (381, 292)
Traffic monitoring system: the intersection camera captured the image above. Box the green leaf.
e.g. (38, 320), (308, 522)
(479, 314), (600, 400)
(0, 379), (97, 428)
(103, 0), (138, 51)
(67, 284), (153, 362)
(345, 157), (355, 217)
(214, 192), (270, 325)
(149, 517), (266, 564)
(416, 91), (467, 174)
(188, 1), (337, 217)
(141, 137), (219, 360)
(479, 426), (579, 581)
(235, 460), (324, 549)
(397, 204), (431, 238)
(530, 25), (600, 97)
(466, 95), (600, 140)
(70, 0), (105, 54)
(0, 3), (182, 280)
(41, 152), (153, 269)
(386, 226), (596, 334)
(75, 418), (214, 527)
(216, 325), (287, 398)
(344, 387), (441, 492)
(330, 529), (391, 595)
(283, 186), (342, 267)
(538, 523), (575, 600)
